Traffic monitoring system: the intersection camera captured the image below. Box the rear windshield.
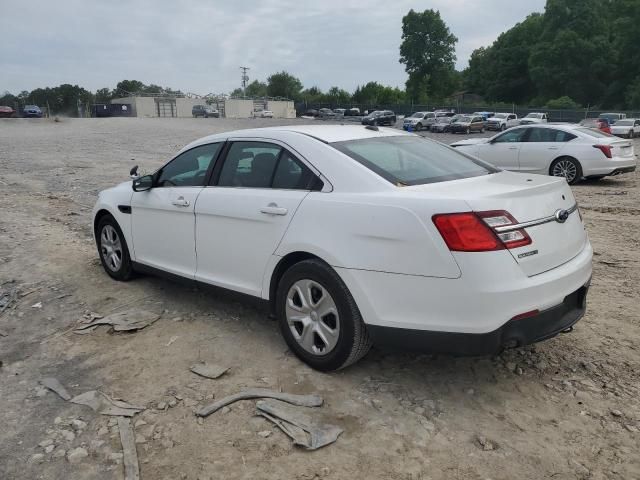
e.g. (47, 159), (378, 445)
(577, 128), (612, 138)
(331, 136), (498, 186)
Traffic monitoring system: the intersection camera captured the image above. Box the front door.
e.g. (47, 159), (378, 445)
(131, 142), (222, 278)
(195, 140), (321, 296)
(476, 127), (528, 171)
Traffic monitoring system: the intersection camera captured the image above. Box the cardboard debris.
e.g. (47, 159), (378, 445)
(189, 363), (229, 380)
(40, 377), (72, 401)
(256, 399), (343, 450)
(74, 309), (160, 333)
(70, 390), (145, 417)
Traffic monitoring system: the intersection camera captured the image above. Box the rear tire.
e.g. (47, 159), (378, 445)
(96, 215), (134, 281)
(276, 259), (372, 371)
(550, 157), (582, 185)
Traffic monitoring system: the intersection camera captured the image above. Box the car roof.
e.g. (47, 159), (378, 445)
(185, 125), (411, 149)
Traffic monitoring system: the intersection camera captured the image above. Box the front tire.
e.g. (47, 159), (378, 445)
(276, 259), (372, 371)
(629, 130), (634, 139)
(96, 215), (134, 281)
(550, 157), (582, 185)
(501, 124), (506, 131)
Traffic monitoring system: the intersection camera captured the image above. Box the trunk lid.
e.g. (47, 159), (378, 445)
(607, 139), (634, 158)
(406, 171), (588, 276)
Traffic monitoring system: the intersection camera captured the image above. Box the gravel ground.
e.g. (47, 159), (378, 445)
(0, 117), (639, 480)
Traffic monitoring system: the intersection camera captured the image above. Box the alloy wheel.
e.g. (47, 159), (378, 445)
(285, 279), (340, 356)
(552, 159), (578, 183)
(100, 225), (123, 272)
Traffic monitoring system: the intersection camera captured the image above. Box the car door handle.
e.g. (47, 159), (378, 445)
(260, 203), (288, 216)
(548, 146), (560, 150)
(508, 146), (518, 150)
(171, 197), (190, 207)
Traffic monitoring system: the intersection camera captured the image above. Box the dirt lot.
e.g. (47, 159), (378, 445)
(1, 117), (639, 480)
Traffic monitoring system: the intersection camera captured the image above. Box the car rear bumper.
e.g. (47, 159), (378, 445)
(582, 157), (637, 176)
(336, 239), (592, 336)
(367, 282), (589, 355)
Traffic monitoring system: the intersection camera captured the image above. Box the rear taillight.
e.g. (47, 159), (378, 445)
(433, 210), (531, 252)
(593, 144), (612, 158)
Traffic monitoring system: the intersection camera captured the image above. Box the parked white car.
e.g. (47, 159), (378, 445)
(451, 124), (636, 184)
(255, 110), (273, 118)
(93, 125), (592, 371)
(520, 113), (548, 125)
(487, 113), (519, 131)
(610, 118), (640, 138)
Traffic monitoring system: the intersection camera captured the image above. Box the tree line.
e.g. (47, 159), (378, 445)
(3, 0), (638, 114)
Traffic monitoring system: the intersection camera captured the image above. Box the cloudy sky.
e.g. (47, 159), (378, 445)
(1, 0), (546, 95)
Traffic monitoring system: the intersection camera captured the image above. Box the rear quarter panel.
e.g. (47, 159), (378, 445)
(275, 192), (466, 279)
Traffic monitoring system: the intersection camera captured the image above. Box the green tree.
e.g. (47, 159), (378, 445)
(95, 88), (113, 103)
(326, 86), (351, 106)
(545, 96), (581, 109)
(266, 71), (303, 100)
(399, 9), (458, 102)
(114, 80), (146, 97)
(245, 80), (268, 97)
(352, 82), (404, 106)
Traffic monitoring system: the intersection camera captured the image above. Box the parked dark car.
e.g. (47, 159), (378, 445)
(192, 105), (219, 118)
(449, 115), (485, 134)
(361, 110), (396, 126)
(344, 108), (361, 116)
(430, 116), (455, 133)
(318, 108), (336, 118)
(303, 109), (319, 117)
(23, 105), (43, 118)
(0, 106), (16, 118)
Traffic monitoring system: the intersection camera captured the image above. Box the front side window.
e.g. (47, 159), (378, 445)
(493, 128), (528, 143)
(332, 136), (497, 186)
(156, 143), (221, 187)
(217, 142), (320, 190)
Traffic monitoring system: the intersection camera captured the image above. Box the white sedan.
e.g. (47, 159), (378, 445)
(451, 124), (636, 184)
(93, 125), (592, 371)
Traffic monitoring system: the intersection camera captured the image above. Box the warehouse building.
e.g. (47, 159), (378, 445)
(110, 96), (296, 118)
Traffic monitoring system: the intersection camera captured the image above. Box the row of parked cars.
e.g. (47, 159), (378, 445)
(403, 110), (549, 133)
(0, 105), (44, 118)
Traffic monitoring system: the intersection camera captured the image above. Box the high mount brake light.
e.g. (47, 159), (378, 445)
(593, 144), (613, 158)
(433, 210), (532, 252)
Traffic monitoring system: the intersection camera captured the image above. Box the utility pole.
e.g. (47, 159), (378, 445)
(240, 66), (250, 98)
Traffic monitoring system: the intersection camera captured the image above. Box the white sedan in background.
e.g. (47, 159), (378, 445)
(610, 118), (640, 138)
(93, 125), (592, 371)
(451, 124), (636, 184)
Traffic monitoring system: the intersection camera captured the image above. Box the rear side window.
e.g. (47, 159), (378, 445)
(272, 151), (317, 189)
(527, 128), (576, 142)
(332, 136), (497, 186)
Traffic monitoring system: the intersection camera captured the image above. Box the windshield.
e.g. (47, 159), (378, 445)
(526, 113), (543, 118)
(615, 120), (633, 126)
(493, 113), (508, 119)
(458, 116), (472, 122)
(577, 128), (612, 138)
(331, 136), (497, 186)
(369, 111), (383, 117)
(409, 112), (424, 118)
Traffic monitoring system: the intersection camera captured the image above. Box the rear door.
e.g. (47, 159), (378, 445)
(518, 128), (575, 174)
(194, 140), (322, 296)
(475, 127), (528, 170)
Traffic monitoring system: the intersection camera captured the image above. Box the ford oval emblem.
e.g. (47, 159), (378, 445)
(555, 209), (570, 223)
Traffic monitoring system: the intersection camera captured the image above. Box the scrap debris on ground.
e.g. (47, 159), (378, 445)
(73, 309), (160, 334)
(189, 363), (229, 380)
(196, 388), (324, 417)
(118, 417), (141, 480)
(256, 399), (343, 450)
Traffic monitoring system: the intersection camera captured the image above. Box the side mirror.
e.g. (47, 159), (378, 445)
(132, 174), (154, 192)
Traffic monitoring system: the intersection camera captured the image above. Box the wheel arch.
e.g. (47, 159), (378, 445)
(93, 208), (115, 237)
(549, 155), (582, 175)
(267, 251), (331, 313)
